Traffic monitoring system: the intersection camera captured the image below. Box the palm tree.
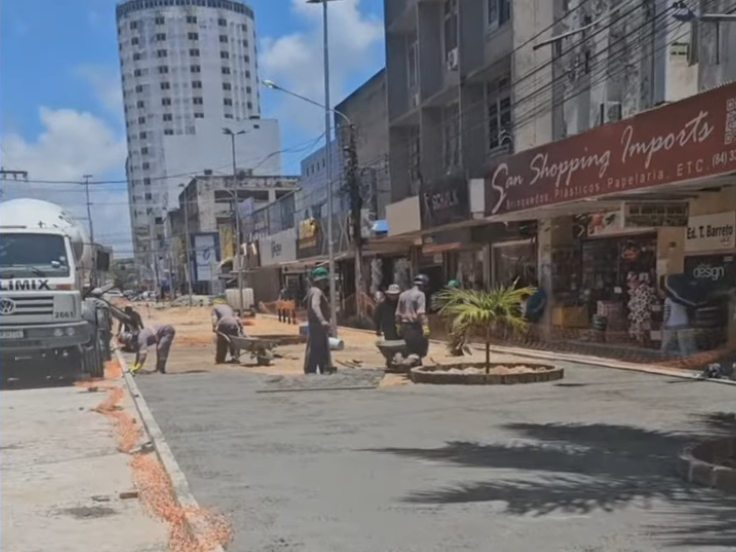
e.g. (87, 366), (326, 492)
(436, 284), (534, 373)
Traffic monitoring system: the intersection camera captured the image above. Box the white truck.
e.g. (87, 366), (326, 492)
(0, 199), (110, 379)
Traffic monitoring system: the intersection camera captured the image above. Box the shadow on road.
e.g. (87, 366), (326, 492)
(368, 415), (736, 548)
(1, 375), (80, 391)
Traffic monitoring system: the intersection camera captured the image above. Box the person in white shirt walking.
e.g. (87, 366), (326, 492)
(661, 290), (696, 358)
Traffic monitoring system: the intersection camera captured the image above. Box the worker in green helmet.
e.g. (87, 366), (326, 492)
(304, 266), (335, 374)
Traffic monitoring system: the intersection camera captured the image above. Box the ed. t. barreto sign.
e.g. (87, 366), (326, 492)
(486, 82), (736, 216)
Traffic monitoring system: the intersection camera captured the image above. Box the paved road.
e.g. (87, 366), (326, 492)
(137, 363), (736, 552)
(1, 381), (168, 552)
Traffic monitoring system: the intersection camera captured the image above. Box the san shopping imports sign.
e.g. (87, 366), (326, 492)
(486, 82), (736, 216)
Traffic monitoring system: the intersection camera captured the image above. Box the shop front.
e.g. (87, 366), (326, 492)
(484, 81), (736, 358)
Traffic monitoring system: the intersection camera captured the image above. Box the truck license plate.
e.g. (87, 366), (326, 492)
(0, 330), (24, 339)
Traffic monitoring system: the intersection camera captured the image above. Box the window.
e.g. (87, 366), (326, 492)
(137, 100), (145, 108)
(224, 114), (233, 119)
(164, 129), (174, 135)
(222, 82), (232, 91)
(219, 35), (228, 43)
(408, 39), (418, 88)
(157, 49), (167, 58)
(133, 52), (142, 61)
(247, 101), (253, 110)
(218, 17), (227, 26)
(194, 112), (204, 118)
(135, 84), (144, 93)
(141, 147), (149, 155)
(163, 113), (173, 121)
(443, 0), (458, 54)
(189, 48), (200, 56)
(156, 33), (166, 41)
(158, 65), (169, 74)
(244, 55), (250, 62)
(442, 103), (460, 169)
(145, 193), (152, 200)
(143, 177), (151, 185)
(130, 21), (138, 30)
(488, 0), (511, 30)
(139, 131), (147, 139)
(486, 77), (512, 150)
(245, 70), (251, 78)
(188, 32), (199, 40)
(162, 97), (172, 106)
(220, 51), (229, 59)
(134, 69), (142, 77)
(191, 65), (201, 73)
(192, 80), (202, 88)
(142, 162), (150, 170)
(186, 15), (197, 24)
(242, 39), (249, 47)
(222, 67), (231, 75)
(161, 81), (170, 90)
(138, 116), (146, 124)
(155, 15), (165, 25)
(240, 23), (247, 31)
(246, 86), (252, 94)
(224, 98), (233, 106)
(131, 37), (139, 45)
(193, 97), (203, 105)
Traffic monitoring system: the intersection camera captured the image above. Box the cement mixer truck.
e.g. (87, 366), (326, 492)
(0, 199), (110, 379)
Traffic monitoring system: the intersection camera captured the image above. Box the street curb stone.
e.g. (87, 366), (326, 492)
(679, 437), (736, 495)
(115, 348), (226, 552)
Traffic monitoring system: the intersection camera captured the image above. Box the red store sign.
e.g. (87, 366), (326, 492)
(486, 82), (736, 216)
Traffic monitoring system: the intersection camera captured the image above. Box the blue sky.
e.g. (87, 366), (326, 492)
(0, 0), (385, 253)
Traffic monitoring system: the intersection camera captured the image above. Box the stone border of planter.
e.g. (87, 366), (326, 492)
(409, 362), (563, 385)
(679, 437), (736, 495)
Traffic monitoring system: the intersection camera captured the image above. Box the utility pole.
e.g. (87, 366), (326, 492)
(345, 125), (364, 318)
(183, 193), (194, 306)
(223, 128), (247, 313)
(83, 175), (95, 242)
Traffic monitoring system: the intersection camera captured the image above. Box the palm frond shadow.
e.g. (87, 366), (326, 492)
(367, 417), (736, 547)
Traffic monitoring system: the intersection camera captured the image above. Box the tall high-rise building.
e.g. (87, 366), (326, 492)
(116, 0), (280, 271)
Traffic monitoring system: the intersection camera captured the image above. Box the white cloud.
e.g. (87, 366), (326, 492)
(0, 107), (131, 252)
(74, 64), (125, 116)
(259, 0), (384, 135)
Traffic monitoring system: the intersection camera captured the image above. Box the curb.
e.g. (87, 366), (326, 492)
(679, 438), (736, 494)
(115, 348), (226, 552)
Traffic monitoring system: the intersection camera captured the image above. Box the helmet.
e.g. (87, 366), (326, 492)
(213, 297), (228, 305)
(447, 279), (460, 289)
(312, 267), (329, 281)
(413, 274), (430, 287)
(386, 284), (401, 296)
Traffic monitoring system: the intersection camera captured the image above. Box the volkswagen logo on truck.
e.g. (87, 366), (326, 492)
(0, 297), (17, 315)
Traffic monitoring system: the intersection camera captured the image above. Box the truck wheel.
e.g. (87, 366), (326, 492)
(83, 342), (104, 379)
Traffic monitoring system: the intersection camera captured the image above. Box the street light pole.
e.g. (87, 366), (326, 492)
(223, 128), (247, 313)
(180, 184), (194, 306)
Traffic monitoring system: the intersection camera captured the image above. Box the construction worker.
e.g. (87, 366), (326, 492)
(212, 298), (243, 364)
(304, 267), (334, 375)
(130, 324), (176, 375)
(374, 284), (401, 340)
(396, 274), (431, 364)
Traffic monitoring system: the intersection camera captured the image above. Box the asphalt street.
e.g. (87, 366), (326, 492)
(137, 363), (736, 552)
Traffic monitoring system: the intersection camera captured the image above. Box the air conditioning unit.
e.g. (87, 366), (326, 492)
(446, 47), (459, 71)
(600, 101), (622, 125)
(410, 92), (420, 108)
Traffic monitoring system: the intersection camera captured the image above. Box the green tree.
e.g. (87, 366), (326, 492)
(436, 285), (534, 373)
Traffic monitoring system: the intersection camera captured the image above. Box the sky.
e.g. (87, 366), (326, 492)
(0, 0), (385, 256)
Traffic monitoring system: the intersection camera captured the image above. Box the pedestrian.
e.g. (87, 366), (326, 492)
(303, 267), (334, 375)
(130, 324), (176, 374)
(277, 287), (287, 322)
(661, 288), (696, 358)
(396, 274), (431, 364)
(374, 284), (401, 341)
(211, 299), (243, 364)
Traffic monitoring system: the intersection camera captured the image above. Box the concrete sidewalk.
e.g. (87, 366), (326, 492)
(1, 382), (168, 552)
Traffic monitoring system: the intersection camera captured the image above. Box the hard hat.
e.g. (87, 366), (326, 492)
(413, 273), (430, 286)
(213, 297), (228, 305)
(447, 279), (461, 289)
(386, 284), (401, 296)
(312, 267), (329, 281)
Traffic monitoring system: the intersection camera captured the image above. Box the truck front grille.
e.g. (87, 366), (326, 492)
(0, 296), (54, 317)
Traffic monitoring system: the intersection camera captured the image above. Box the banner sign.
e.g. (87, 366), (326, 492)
(486, 82), (736, 216)
(419, 173), (469, 229)
(259, 228), (297, 266)
(192, 232), (220, 282)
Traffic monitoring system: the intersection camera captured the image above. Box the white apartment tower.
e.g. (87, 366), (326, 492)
(116, 0), (280, 270)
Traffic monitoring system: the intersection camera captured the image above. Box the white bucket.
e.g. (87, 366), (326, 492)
(329, 337), (345, 351)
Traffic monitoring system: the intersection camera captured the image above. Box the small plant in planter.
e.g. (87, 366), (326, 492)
(435, 284), (535, 373)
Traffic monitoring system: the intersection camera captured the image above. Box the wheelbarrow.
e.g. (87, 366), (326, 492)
(223, 334), (278, 366)
(375, 339), (422, 373)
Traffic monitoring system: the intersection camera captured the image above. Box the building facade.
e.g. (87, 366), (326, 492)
(116, 0), (281, 273)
